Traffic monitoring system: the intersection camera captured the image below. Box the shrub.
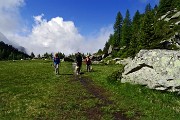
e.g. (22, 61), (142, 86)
(107, 66), (124, 83)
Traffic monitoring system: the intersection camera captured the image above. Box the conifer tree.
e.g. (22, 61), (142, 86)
(103, 41), (110, 55)
(1, 49), (5, 60)
(108, 34), (114, 45)
(113, 11), (123, 47)
(121, 9), (132, 48)
(8, 52), (14, 60)
(139, 10), (155, 49)
(175, 0), (180, 9)
(129, 10), (141, 54)
(0, 50), (2, 60)
(57, 52), (65, 59)
(145, 3), (152, 13)
(97, 49), (103, 54)
(37, 54), (41, 59)
(31, 52), (35, 58)
(44, 52), (49, 58)
(158, 0), (172, 16)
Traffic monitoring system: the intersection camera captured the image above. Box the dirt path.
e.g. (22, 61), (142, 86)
(73, 75), (131, 120)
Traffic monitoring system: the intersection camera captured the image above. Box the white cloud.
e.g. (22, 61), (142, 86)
(10, 15), (113, 55)
(82, 25), (113, 54)
(0, 0), (24, 9)
(0, 0), (113, 56)
(0, 0), (25, 35)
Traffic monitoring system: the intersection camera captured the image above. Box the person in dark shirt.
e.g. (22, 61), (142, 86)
(75, 52), (82, 75)
(85, 55), (91, 72)
(53, 53), (60, 75)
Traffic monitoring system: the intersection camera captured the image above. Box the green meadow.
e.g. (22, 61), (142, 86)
(0, 60), (180, 120)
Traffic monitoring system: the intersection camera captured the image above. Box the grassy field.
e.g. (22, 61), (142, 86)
(0, 60), (180, 120)
(86, 64), (180, 120)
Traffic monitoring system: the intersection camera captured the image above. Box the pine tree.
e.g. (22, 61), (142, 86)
(157, 0), (172, 16)
(103, 41), (110, 55)
(175, 0), (180, 9)
(31, 52), (35, 58)
(43, 52), (49, 58)
(57, 52), (65, 59)
(145, 3), (152, 13)
(97, 49), (103, 54)
(129, 10), (141, 54)
(113, 11), (123, 47)
(8, 52), (14, 60)
(49, 53), (53, 59)
(0, 49), (2, 60)
(1, 49), (5, 60)
(121, 9), (132, 48)
(108, 34), (114, 45)
(139, 11), (155, 49)
(37, 54), (41, 59)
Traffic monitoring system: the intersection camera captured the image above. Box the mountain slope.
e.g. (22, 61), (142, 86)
(0, 32), (27, 53)
(0, 41), (30, 60)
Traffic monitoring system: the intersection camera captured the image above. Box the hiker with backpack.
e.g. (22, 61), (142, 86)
(85, 55), (92, 72)
(75, 52), (82, 75)
(53, 53), (60, 75)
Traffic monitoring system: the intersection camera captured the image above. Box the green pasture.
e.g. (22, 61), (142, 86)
(0, 60), (180, 120)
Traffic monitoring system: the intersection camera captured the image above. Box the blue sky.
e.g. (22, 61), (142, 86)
(0, 0), (159, 55)
(22, 0), (159, 35)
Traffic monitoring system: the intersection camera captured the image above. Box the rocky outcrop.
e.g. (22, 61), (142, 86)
(114, 57), (132, 65)
(121, 49), (180, 93)
(160, 32), (180, 48)
(160, 9), (180, 22)
(171, 11), (180, 19)
(90, 55), (102, 61)
(108, 45), (113, 54)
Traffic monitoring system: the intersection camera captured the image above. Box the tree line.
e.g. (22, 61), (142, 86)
(0, 41), (30, 60)
(102, 0), (180, 58)
(30, 52), (65, 60)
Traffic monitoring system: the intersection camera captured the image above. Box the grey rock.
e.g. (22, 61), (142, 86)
(171, 11), (180, 19)
(121, 49), (180, 93)
(108, 45), (113, 54)
(175, 21), (180, 25)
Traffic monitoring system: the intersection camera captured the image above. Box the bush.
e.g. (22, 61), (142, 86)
(64, 57), (74, 62)
(106, 66), (124, 83)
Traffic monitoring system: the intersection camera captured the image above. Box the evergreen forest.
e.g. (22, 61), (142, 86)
(102, 0), (180, 58)
(0, 41), (30, 60)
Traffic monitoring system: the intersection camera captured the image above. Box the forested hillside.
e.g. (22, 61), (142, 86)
(0, 41), (30, 60)
(102, 0), (180, 58)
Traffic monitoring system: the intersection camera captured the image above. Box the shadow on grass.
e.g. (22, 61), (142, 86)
(58, 73), (74, 75)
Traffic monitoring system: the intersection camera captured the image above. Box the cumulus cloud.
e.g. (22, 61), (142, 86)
(82, 25), (113, 53)
(10, 15), (113, 55)
(0, 0), (113, 56)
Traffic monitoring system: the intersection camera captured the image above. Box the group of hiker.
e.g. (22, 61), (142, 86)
(53, 52), (92, 75)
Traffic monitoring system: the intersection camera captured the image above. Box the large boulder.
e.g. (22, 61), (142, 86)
(121, 49), (180, 93)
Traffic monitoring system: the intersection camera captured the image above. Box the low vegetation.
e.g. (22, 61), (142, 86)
(87, 64), (180, 120)
(1, 60), (180, 119)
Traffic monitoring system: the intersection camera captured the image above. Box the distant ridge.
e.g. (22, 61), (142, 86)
(0, 40), (30, 60)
